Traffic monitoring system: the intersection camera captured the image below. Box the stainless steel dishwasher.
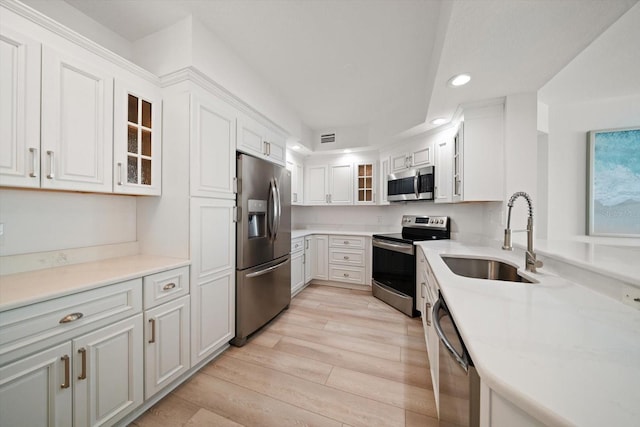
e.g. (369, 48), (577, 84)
(433, 293), (481, 427)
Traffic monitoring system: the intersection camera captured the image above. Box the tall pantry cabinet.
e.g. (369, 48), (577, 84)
(137, 76), (236, 369)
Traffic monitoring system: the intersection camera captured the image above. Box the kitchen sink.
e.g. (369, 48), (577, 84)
(441, 256), (534, 283)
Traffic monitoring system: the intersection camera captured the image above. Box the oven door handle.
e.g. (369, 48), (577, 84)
(414, 171), (420, 199)
(372, 238), (414, 255)
(433, 298), (469, 373)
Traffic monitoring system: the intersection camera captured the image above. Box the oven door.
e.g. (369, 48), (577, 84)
(371, 238), (417, 316)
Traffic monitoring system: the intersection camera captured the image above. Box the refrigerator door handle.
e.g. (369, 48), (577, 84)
(268, 178), (278, 240)
(274, 177), (281, 239)
(245, 258), (289, 278)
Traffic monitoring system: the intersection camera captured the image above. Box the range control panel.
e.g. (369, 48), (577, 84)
(401, 215), (449, 229)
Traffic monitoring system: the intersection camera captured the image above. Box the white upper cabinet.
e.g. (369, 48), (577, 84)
(434, 137), (453, 204)
(304, 164), (329, 204)
(328, 163), (353, 204)
(453, 103), (504, 202)
(286, 157), (304, 205)
(0, 26), (41, 189)
(354, 162), (376, 205)
(113, 79), (162, 195)
(304, 163), (353, 205)
(390, 144), (432, 173)
(190, 92), (237, 199)
(41, 46), (114, 193)
(237, 113), (285, 166)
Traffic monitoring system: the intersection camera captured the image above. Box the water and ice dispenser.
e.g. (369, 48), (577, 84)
(247, 199), (267, 239)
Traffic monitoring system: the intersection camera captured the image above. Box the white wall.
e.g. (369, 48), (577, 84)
(503, 93), (539, 232)
(0, 189), (136, 256)
(132, 16), (193, 77)
(293, 202), (501, 243)
(547, 94), (640, 238)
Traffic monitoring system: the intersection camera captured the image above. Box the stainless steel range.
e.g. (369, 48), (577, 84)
(372, 215), (450, 317)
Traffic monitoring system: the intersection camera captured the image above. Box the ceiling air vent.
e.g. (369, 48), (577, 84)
(320, 133), (336, 144)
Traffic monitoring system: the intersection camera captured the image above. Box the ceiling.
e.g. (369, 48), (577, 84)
(59, 0), (638, 146)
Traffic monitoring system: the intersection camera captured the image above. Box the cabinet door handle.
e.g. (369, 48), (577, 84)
(46, 150), (55, 179)
(421, 282), (426, 297)
(303, 253), (306, 264)
(59, 312), (83, 324)
(162, 282), (176, 291)
(61, 355), (70, 389)
(117, 162), (124, 185)
(149, 318), (156, 343)
(29, 147), (38, 178)
(426, 302), (432, 326)
(78, 348), (87, 380)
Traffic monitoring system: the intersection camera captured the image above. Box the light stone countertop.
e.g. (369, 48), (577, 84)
(0, 255), (190, 312)
(291, 229), (394, 239)
(416, 240), (640, 427)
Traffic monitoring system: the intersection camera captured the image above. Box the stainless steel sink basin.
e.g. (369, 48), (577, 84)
(441, 256), (534, 283)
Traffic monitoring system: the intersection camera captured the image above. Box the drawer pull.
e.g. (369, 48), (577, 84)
(343, 273), (349, 277)
(343, 256), (350, 260)
(149, 319), (156, 343)
(78, 348), (87, 380)
(162, 282), (176, 291)
(59, 312), (83, 324)
(344, 241), (350, 244)
(61, 355), (70, 389)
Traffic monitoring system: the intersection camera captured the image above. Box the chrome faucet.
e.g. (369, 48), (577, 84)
(502, 191), (543, 273)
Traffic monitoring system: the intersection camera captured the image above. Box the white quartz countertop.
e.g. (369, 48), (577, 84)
(0, 255), (190, 312)
(291, 228), (394, 239)
(416, 240), (640, 427)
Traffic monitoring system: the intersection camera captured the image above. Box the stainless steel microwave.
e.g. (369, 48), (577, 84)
(387, 166), (434, 202)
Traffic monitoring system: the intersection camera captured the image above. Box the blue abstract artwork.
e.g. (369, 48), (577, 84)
(589, 128), (640, 236)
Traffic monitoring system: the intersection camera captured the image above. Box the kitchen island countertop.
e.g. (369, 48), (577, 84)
(416, 240), (640, 427)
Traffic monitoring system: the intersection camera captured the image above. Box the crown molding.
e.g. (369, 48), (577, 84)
(0, 0), (160, 84)
(160, 66), (290, 137)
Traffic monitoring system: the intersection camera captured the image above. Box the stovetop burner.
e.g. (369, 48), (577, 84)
(373, 215), (450, 243)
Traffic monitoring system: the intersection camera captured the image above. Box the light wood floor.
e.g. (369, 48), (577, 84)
(131, 284), (442, 427)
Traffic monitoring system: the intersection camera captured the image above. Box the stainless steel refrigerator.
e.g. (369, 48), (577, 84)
(232, 153), (291, 346)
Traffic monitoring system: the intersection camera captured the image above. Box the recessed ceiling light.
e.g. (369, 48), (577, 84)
(292, 145), (300, 150)
(343, 149), (352, 154)
(448, 73), (471, 87)
(430, 118), (447, 125)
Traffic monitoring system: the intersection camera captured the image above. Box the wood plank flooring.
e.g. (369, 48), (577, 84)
(130, 284), (441, 427)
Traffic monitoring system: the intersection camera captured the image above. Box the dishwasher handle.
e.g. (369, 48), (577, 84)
(433, 298), (469, 373)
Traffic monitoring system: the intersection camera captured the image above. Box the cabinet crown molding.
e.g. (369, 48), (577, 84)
(1, 0), (159, 84)
(159, 66), (290, 139)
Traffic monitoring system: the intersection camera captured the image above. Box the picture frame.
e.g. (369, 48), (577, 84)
(587, 126), (640, 237)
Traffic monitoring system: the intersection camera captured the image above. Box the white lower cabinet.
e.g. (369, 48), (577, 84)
(0, 315), (143, 427)
(73, 315), (143, 427)
(190, 197), (235, 366)
(291, 250), (305, 295)
(310, 235), (329, 280)
(304, 236), (313, 284)
(0, 341), (72, 427)
(328, 235), (366, 285)
(144, 295), (190, 399)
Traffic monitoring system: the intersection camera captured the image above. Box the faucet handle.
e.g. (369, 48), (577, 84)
(525, 251), (543, 272)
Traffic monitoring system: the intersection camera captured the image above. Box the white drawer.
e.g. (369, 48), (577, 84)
(329, 235), (366, 249)
(329, 265), (365, 285)
(0, 279), (142, 361)
(143, 266), (189, 309)
(329, 248), (365, 267)
(291, 237), (304, 253)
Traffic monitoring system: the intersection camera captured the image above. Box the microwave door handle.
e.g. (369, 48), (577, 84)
(414, 171), (420, 199)
(433, 299), (469, 373)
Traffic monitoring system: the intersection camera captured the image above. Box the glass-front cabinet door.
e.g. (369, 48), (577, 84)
(114, 79), (162, 195)
(355, 162), (375, 204)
